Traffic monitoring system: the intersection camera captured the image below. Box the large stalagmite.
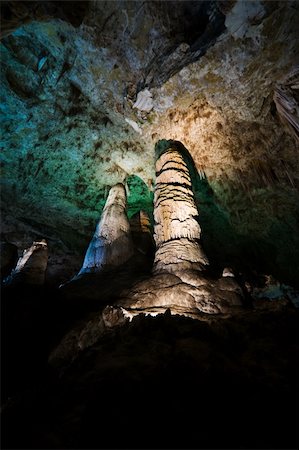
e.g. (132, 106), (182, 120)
(113, 141), (244, 317)
(78, 183), (134, 275)
(153, 146), (209, 274)
(50, 142), (246, 367)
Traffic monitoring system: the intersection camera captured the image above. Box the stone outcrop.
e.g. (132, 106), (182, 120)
(4, 239), (48, 285)
(77, 183), (134, 275)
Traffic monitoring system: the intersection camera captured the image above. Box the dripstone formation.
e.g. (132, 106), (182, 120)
(77, 183), (134, 275)
(117, 141), (243, 316)
(4, 239), (48, 286)
(1, 3), (298, 448)
(49, 141), (245, 369)
(153, 147), (209, 274)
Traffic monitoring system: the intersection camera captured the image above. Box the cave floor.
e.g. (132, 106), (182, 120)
(1, 284), (298, 449)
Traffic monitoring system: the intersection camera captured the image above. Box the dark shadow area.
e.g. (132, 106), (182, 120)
(143, 1), (225, 88)
(1, 1), (89, 38)
(2, 304), (298, 449)
(1, 284), (66, 402)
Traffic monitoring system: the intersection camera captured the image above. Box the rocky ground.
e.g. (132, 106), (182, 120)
(1, 280), (298, 449)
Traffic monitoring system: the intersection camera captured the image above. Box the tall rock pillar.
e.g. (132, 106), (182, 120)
(78, 183), (134, 275)
(153, 144), (209, 274)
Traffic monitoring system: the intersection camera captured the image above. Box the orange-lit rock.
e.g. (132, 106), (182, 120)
(153, 146), (209, 274)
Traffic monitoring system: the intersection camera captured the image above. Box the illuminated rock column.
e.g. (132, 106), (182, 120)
(78, 183), (134, 275)
(153, 147), (209, 274)
(4, 239), (48, 285)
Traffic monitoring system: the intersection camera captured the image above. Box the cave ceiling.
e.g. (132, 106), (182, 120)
(1, 0), (299, 285)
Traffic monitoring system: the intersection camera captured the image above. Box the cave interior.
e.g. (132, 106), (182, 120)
(1, 1), (299, 449)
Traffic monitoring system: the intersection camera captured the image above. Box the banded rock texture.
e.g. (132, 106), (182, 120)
(78, 183), (134, 275)
(4, 239), (48, 285)
(114, 143), (244, 317)
(49, 146), (245, 369)
(153, 148), (209, 274)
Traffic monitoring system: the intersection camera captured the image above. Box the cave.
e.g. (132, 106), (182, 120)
(1, 1), (299, 449)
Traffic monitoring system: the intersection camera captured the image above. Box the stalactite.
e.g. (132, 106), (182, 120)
(153, 146), (209, 274)
(78, 183), (134, 275)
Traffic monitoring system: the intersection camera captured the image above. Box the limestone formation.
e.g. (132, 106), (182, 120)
(1, 2), (299, 286)
(153, 147), (209, 274)
(78, 183), (134, 275)
(129, 209), (154, 257)
(4, 239), (48, 285)
(115, 142), (243, 317)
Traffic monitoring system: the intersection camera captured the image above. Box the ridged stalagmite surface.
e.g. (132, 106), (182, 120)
(113, 142), (243, 316)
(153, 148), (209, 274)
(78, 183), (134, 275)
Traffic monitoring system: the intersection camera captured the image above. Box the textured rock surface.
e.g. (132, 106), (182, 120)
(274, 65), (299, 141)
(153, 143), (209, 274)
(1, 5), (298, 447)
(1, 0), (299, 286)
(106, 141), (244, 316)
(4, 239), (48, 285)
(129, 209), (154, 257)
(77, 183), (133, 275)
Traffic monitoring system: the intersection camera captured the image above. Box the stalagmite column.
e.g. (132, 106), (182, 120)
(4, 239), (48, 285)
(78, 183), (134, 275)
(153, 145), (209, 274)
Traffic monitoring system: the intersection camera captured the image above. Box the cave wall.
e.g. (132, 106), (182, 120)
(1, 0), (299, 285)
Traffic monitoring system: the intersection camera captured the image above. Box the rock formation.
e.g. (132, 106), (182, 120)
(77, 183), (134, 275)
(4, 239), (48, 285)
(114, 141), (244, 317)
(1, 4), (299, 449)
(1, 1), (298, 286)
(129, 209), (154, 257)
(274, 66), (299, 142)
(153, 144), (209, 274)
